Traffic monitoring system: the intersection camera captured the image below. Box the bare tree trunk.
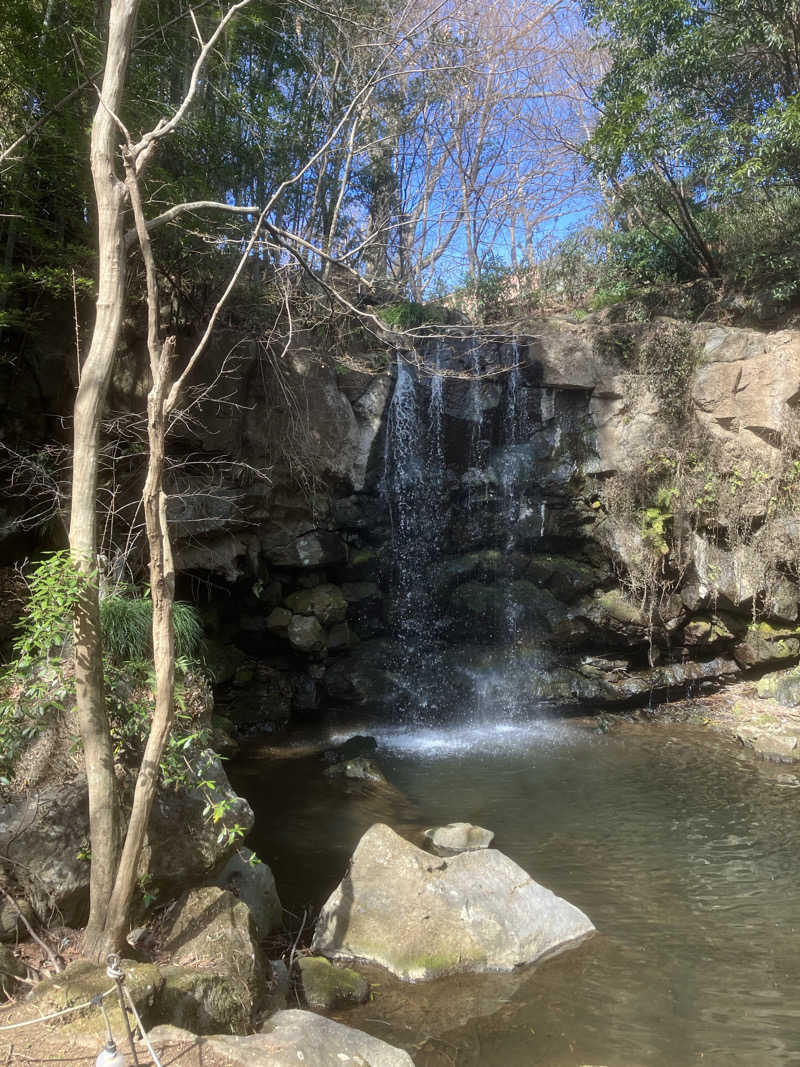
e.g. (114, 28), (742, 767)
(70, 0), (140, 959)
(100, 336), (176, 955)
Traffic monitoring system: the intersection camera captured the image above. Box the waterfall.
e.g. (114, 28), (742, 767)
(428, 342), (445, 485)
(380, 338), (554, 724)
(381, 353), (448, 717)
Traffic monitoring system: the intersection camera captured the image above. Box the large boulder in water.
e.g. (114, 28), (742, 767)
(311, 823), (594, 981)
(149, 1011), (414, 1066)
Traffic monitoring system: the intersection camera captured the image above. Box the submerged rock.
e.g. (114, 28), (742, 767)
(323, 734), (378, 763)
(424, 822), (494, 855)
(324, 756), (389, 785)
(311, 823), (594, 981)
(736, 725), (800, 764)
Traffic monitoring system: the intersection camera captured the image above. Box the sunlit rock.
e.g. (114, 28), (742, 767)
(312, 823), (594, 981)
(149, 1010), (415, 1066)
(296, 956), (369, 1011)
(424, 822), (494, 855)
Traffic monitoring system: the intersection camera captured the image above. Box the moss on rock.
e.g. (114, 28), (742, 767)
(154, 965), (251, 1035)
(30, 960), (164, 1037)
(296, 956), (369, 1010)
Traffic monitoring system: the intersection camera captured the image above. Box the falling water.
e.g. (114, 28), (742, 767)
(382, 352), (449, 716)
(381, 338), (551, 724)
(540, 386), (556, 423)
(428, 341), (445, 484)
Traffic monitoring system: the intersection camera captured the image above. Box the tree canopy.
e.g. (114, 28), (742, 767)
(583, 0), (800, 293)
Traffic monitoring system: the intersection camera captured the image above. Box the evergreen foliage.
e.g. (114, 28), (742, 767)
(583, 0), (800, 298)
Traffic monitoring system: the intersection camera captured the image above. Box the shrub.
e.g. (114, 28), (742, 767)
(1, 566), (205, 786)
(100, 592), (203, 662)
(638, 322), (698, 422)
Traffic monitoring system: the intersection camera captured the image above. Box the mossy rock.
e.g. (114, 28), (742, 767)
(203, 641), (246, 685)
(734, 624), (800, 668)
(438, 551), (507, 585)
(285, 584), (347, 625)
(296, 956), (369, 1011)
(750, 620), (800, 639)
(449, 581), (502, 617)
(758, 668), (800, 707)
(756, 675), (778, 699)
(776, 671), (800, 707)
(30, 959), (164, 1036)
(449, 580), (561, 631)
(265, 606), (292, 635)
(682, 613), (741, 646)
(233, 662), (256, 686)
(287, 614), (327, 653)
(160, 887), (265, 991)
(593, 589), (647, 627)
(344, 549), (380, 580)
(154, 964), (252, 1035)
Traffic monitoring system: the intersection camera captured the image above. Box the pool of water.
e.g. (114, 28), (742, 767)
(229, 719), (800, 1066)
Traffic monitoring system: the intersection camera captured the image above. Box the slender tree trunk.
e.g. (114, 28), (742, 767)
(100, 337), (176, 955)
(70, 0), (140, 960)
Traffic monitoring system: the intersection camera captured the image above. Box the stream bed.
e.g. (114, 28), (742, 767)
(229, 719), (800, 1066)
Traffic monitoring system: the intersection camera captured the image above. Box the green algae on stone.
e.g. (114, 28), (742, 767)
(30, 960), (164, 1037)
(594, 589), (647, 627)
(154, 965), (251, 1035)
(296, 956), (369, 1010)
(735, 622), (800, 668)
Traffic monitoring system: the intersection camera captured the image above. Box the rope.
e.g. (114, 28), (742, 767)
(0, 985), (116, 1031)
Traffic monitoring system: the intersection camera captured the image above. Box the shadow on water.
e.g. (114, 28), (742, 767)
(230, 719), (800, 1066)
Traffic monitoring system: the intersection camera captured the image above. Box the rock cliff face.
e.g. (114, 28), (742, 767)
(193, 313), (798, 723)
(4, 312), (795, 722)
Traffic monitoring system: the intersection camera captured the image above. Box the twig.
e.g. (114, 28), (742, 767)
(0, 888), (63, 974)
(71, 268), (81, 382)
(288, 909), (307, 974)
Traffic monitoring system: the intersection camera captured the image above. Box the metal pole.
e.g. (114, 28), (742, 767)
(106, 954), (140, 1066)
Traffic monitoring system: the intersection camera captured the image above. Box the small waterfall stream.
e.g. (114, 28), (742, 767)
(381, 352), (449, 717)
(380, 339), (551, 723)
